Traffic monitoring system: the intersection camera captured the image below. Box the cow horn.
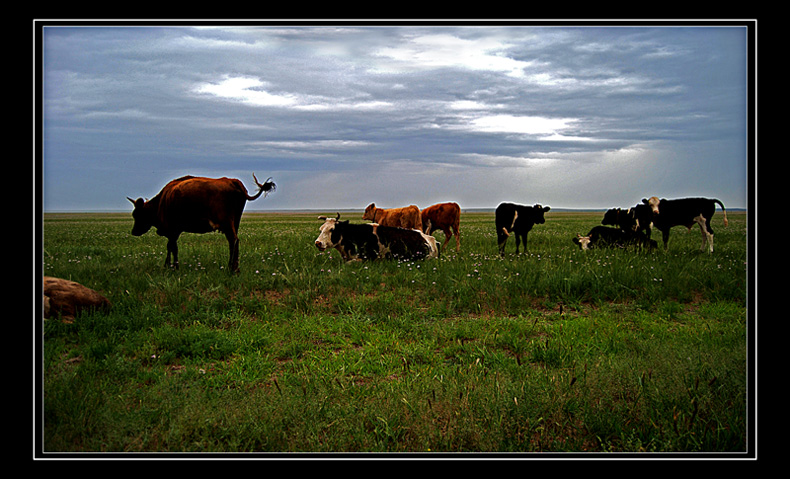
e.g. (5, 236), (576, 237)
(336, 212), (341, 220)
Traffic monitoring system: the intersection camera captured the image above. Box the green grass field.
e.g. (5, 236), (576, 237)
(40, 210), (749, 454)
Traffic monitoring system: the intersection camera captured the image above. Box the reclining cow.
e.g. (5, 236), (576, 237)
(315, 214), (439, 262)
(642, 197), (728, 253)
(495, 202), (551, 255)
(572, 225), (657, 251)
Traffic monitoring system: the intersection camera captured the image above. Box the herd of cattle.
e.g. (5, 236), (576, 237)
(44, 174), (732, 319)
(125, 174), (730, 270)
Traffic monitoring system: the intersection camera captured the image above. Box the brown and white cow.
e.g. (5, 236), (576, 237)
(362, 203), (423, 231)
(315, 214), (439, 262)
(421, 202), (461, 252)
(642, 197), (728, 253)
(128, 173), (275, 272)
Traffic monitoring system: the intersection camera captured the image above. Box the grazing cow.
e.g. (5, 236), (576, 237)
(128, 173), (275, 272)
(315, 214), (439, 262)
(495, 202), (551, 255)
(421, 202), (461, 252)
(362, 203), (423, 231)
(601, 203), (654, 237)
(572, 226), (657, 251)
(641, 197), (728, 253)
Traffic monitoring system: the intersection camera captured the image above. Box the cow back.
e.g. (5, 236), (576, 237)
(157, 176), (248, 232)
(364, 203), (422, 231)
(374, 225), (431, 259)
(421, 202), (460, 232)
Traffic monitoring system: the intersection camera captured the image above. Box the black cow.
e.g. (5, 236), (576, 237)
(315, 214), (439, 262)
(601, 203), (654, 237)
(642, 197), (728, 253)
(572, 225), (657, 251)
(495, 202), (551, 255)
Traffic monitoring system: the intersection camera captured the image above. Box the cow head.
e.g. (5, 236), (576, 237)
(315, 213), (343, 251)
(573, 234), (592, 250)
(533, 204), (551, 224)
(127, 197), (154, 236)
(642, 197), (660, 215)
(362, 203), (378, 222)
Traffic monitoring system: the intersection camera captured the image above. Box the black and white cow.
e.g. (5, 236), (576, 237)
(315, 214), (439, 262)
(601, 203), (654, 238)
(572, 225), (657, 251)
(495, 202), (551, 255)
(642, 197), (728, 253)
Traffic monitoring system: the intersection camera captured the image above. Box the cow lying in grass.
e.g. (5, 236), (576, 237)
(315, 214), (439, 262)
(44, 276), (111, 321)
(572, 225), (657, 251)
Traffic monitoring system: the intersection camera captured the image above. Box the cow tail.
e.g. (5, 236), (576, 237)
(714, 199), (728, 227)
(247, 174), (276, 201)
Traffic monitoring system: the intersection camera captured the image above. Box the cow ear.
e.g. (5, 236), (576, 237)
(642, 198), (649, 204)
(543, 206), (551, 212)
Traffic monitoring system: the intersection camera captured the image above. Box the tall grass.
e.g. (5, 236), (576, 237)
(40, 210), (749, 454)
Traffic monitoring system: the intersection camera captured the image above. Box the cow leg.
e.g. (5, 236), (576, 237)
(515, 232), (529, 254)
(166, 236), (179, 269)
(497, 228), (509, 256)
(226, 230), (240, 272)
(695, 215), (714, 253)
(442, 228), (453, 253)
(661, 229), (671, 251)
(454, 226), (461, 252)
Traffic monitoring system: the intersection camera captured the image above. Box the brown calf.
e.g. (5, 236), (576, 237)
(362, 203), (423, 231)
(421, 202), (461, 252)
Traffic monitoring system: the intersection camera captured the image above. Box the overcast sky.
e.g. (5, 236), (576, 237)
(39, 22), (752, 212)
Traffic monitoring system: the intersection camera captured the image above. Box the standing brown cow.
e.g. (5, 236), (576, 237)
(421, 202), (461, 252)
(362, 203), (423, 231)
(128, 173), (275, 272)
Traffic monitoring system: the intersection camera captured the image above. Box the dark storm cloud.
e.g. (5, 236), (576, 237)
(40, 23), (749, 211)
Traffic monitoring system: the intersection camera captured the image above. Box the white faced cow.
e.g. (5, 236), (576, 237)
(642, 197), (728, 253)
(572, 225), (657, 251)
(315, 214), (439, 262)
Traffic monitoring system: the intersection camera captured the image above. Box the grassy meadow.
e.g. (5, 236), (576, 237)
(40, 210), (750, 454)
